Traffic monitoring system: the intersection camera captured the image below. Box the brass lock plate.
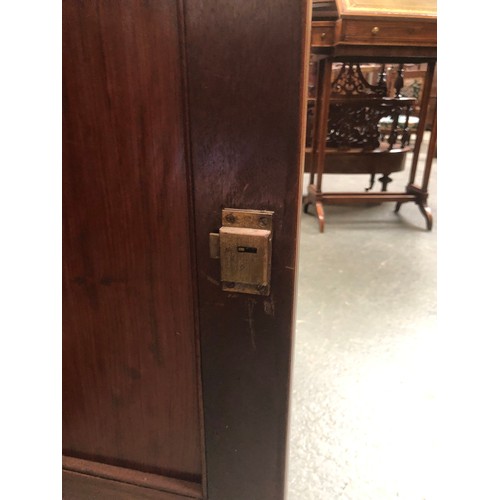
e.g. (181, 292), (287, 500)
(216, 208), (273, 296)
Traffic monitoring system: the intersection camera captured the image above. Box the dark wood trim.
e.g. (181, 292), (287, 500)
(322, 192), (415, 203)
(331, 45), (437, 62)
(176, 0), (208, 497)
(62, 456), (203, 499)
(63, 470), (198, 500)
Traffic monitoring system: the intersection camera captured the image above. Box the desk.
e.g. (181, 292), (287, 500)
(304, 0), (437, 232)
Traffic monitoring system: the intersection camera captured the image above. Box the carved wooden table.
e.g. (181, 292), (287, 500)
(304, 0), (437, 232)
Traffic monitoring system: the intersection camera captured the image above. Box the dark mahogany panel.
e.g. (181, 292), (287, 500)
(63, 0), (202, 483)
(183, 0), (310, 498)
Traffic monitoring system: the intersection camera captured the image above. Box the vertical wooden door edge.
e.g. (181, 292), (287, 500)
(62, 456), (203, 499)
(175, 0), (208, 497)
(284, 0), (314, 497)
(181, 0), (311, 497)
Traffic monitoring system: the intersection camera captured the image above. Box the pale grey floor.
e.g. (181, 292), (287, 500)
(288, 135), (439, 500)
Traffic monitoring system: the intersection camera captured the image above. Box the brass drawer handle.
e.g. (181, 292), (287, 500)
(371, 26), (380, 35)
(321, 32), (327, 39)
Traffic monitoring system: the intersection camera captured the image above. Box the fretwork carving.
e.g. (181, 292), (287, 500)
(331, 63), (387, 97)
(326, 98), (415, 150)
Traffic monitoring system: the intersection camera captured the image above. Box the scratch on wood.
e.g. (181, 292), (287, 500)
(201, 271), (219, 287)
(285, 266), (295, 271)
(245, 299), (257, 351)
(264, 296), (275, 317)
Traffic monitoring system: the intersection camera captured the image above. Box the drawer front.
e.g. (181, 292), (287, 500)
(338, 19), (436, 46)
(311, 26), (336, 46)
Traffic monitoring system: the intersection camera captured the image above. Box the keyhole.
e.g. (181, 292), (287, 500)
(237, 246), (257, 254)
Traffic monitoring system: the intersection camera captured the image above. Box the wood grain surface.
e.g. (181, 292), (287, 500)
(62, 456), (203, 498)
(63, 0), (202, 484)
(183, 0), (310, 498)
(63, 470), (198, 500)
